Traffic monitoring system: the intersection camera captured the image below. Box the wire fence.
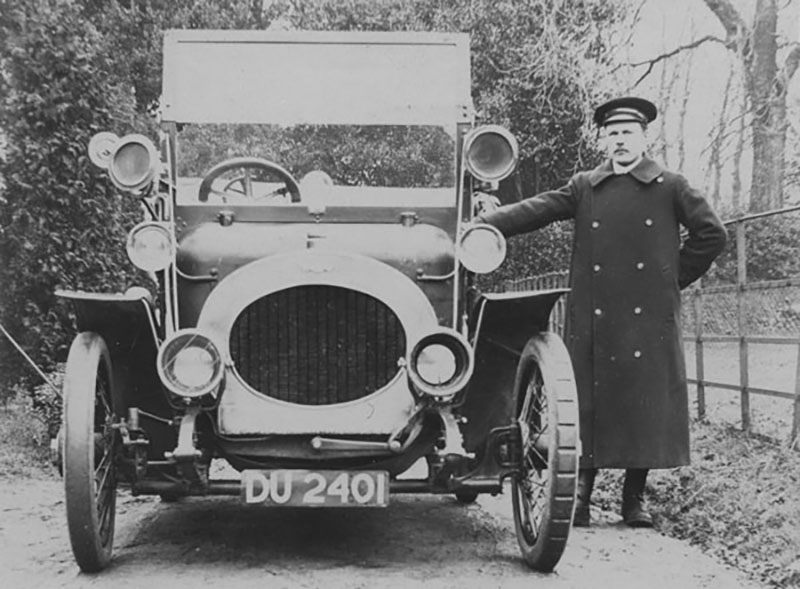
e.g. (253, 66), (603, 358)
(504, 204), (800, 446)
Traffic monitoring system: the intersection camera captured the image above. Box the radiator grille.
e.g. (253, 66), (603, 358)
(230, 285), (406, 405)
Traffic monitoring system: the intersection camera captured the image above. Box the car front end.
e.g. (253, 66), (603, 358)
(59, 29), (577, 574)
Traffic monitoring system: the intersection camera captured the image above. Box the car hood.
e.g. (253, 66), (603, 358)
(177, 221), (454, 283)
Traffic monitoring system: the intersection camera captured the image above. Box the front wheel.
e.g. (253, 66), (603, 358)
(454, 490), (478, 504)
(64, 333), (120, 572)
(511, 333), (579, 572)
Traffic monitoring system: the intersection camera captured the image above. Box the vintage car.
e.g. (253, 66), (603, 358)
(58, 30), (579, 573)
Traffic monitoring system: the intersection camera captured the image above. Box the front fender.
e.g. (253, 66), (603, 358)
(57, 290), (162, 406)
(461, 289), (568, 452)
(470, 289), (567, 350)
(58, 290), (176, 460)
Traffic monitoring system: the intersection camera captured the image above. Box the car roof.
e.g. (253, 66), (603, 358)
(161, 29), (473, 127)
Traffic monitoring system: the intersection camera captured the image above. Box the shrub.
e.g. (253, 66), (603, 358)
(0, 1), (143, 396)
(479, 221), (574, 292)
(702, 211), (800, 286)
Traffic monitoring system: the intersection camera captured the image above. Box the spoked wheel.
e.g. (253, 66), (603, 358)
(510, 333), (579, 572)
(64, 333), (120, 572)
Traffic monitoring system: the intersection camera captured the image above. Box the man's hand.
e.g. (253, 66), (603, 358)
(473, 192), (501, 216)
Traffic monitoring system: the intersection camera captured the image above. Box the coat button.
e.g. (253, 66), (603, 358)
(656, 176), (664, 183)
(634, 350), (642, 358)
(593, 264), (601, 272)
(591, 220), (600, 229)
(634, 306), (642, 314)
(645, 218), (653, 226)
(636, 262), (645, 270)
(594, 308), (602, 316)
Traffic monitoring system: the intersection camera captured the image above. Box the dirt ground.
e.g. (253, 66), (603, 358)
(0, 468), (762, 589)
(2, 340), (791, 589)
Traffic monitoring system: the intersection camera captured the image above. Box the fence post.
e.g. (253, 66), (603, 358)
(736, 220), (751, 432)
(693, 283), (706, 421)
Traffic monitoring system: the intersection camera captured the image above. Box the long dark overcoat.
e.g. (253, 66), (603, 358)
(481, 156), (727, 469)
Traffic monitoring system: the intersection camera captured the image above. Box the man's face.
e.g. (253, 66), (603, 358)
(601, 121), (647, 165)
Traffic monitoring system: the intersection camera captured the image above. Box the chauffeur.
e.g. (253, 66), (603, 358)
(478, 97), (727, 527)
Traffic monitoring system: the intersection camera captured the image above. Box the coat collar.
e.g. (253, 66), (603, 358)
(587, 156), (663, 187)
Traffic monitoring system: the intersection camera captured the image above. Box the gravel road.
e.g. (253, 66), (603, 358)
(0, 471), (762, 589)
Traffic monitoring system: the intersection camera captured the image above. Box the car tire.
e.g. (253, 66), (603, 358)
(63, 333), (120, 573)
(454, 490), (479, 504)
(510, 333), (578, 573)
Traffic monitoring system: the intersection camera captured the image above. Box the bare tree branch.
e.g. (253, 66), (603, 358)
(630, 35), (725, 86)
(732, 92), (749, 212)
(677, 47), (695, 170)
(655, 46), (673, 166)
(705, 62), (735, 206)
(486, 55), (528, 75)
(702, 0), (747, 41)
(700, 107), (754, 158)
(619, 0), (648, 48)
(783, 44), (800, 82)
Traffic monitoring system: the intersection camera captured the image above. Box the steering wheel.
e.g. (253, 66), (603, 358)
(198, 157), (301, 203)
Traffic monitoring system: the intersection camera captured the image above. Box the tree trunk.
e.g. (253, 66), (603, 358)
(749, 106), (786, 211)
(747, 0), (783, 211)
(703, 0), (795, 212)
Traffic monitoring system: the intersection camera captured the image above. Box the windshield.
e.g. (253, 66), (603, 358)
(176, 124), (456, 206)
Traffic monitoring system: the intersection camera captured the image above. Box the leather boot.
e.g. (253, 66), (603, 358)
(573, 468), (597, 527)
(622, 468), (653, 528)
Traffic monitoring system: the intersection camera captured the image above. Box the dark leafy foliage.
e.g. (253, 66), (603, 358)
(704, 211), (800, 285)
(177, 124), (455, 188)
(478, 222), (574, 291)
(78, 0), (262, 114)
(0, 1), (145, 395)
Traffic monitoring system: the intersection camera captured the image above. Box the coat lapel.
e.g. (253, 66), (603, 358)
(588, 156), (663, 187)
(587, 160), (614, 187)
(629, 156), (663, 184)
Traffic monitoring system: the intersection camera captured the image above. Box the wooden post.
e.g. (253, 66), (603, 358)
(736, 221), (750, 432)
(693, 284), (706, 421)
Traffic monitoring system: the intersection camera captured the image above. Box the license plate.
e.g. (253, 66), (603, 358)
(241, 469), (389, 507)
